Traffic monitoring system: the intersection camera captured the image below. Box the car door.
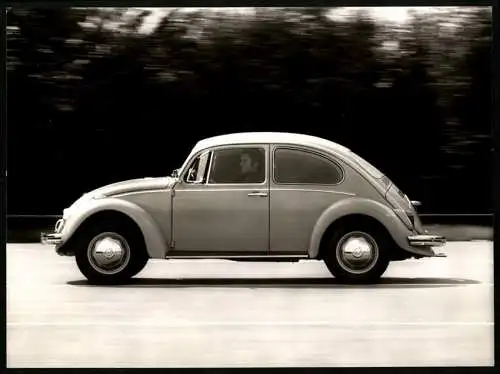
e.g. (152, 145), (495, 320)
(172, 144), (270, 254)
(269, 145), (351, 254)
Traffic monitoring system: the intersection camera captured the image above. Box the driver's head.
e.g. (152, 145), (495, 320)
(240, 149), (262, 174)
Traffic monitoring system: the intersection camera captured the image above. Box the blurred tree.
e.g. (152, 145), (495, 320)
(7, 8), (95, 212)
(6, 6), (492, 214)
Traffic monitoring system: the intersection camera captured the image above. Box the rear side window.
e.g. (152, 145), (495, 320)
(274, 148), (343, 185)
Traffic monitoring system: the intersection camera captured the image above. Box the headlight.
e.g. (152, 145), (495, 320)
(55, 219), (65, 233)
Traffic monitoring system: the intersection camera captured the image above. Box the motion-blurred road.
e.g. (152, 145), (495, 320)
(7, 241), (494, 367)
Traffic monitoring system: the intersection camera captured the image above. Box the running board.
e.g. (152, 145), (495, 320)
(164, 254), (311, 262)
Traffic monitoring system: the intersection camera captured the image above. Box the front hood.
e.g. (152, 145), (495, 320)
(88, 176), (176, 198)
(63, 177), (177, 218)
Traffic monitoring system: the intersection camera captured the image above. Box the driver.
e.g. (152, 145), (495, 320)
(238, 149), (264, 183)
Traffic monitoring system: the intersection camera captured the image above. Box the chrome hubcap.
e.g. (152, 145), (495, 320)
(87, 232), (130, 275)
(336, 231), (379, 274)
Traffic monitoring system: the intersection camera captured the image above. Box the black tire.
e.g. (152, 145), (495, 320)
(74, 220), (149, 285)
(127, 250), (149, 278)
(323, 224), (390, 284)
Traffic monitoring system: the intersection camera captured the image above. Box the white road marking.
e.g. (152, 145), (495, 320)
(5, 280), (494, 286)
(7, 321), (494, 327)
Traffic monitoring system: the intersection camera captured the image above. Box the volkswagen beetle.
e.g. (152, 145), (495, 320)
(41, 132), (446, 284)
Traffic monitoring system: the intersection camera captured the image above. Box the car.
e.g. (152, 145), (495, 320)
(41, 132), (446, 284)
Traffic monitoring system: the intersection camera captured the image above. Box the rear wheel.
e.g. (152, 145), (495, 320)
(74, 221), (149, 284)
(323, 225), (390, 284)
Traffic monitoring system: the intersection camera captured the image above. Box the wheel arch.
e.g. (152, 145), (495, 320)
(307, 197), (414, 260)
(315, 214), (402, 260)
(61, 199), (167, 258)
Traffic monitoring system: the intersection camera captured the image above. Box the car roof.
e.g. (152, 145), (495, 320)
(193, 132), (351, 156)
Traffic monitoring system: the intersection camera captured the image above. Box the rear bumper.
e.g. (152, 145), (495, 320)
(408, 234), (446, 247)
(41, 232), (64, 245)
(407, 234), (447, 257)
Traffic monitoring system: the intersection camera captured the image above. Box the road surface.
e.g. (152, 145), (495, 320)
(7, 241), (494, 367)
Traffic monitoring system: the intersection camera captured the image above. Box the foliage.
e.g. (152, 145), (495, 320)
(7, 7), (492, 213)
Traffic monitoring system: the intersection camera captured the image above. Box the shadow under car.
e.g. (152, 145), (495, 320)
(67, 277), (481, 289)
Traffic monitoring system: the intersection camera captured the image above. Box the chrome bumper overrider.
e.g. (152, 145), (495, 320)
(41, 232), (63, 245)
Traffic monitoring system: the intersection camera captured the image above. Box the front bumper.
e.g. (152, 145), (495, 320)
(41, 218), (65, 245)
(41, 232), (64, 245)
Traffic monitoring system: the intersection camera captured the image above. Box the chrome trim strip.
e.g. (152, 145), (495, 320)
(165, 255), (310, 260)
(271, 188), (356, 196)
(177, 188), (354, 195)
(179, 188), (267, 192)
(112, 189), (169, 198)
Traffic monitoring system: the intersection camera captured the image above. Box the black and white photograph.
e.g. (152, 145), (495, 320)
(5, 4), (494, 368)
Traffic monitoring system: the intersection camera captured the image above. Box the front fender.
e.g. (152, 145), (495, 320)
(61, 198), (168, 259)
(308, 197), (417, 258)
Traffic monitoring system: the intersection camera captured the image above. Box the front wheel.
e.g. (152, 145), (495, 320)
(323, 226), (390, 284)
(74, 223), (148, 284)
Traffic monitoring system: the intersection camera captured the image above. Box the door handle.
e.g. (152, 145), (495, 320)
(248, 192), (268, 197)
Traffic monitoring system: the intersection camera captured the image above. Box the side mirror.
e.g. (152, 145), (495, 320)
(171, 169), (179, 178)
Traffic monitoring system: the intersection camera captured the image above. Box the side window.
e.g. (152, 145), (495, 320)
(184, 151), (211, 184)
(208, 147), (265, 184)
(274, 148), (343, 185)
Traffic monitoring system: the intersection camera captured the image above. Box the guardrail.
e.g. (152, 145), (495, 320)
(418, 214), (493, 216)
(6, 213), (494, 226)
(6, 214), (494, 218)
(7, 215), (63, 218)
(5, 213), (493, 243)
(418, 214), (493, 225)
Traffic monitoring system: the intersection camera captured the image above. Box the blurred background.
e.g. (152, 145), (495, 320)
(6, 6), (492, 239)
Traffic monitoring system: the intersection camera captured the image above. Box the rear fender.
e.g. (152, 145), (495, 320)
(61, 198), (168, 259)
(308, 197), (417, 258)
